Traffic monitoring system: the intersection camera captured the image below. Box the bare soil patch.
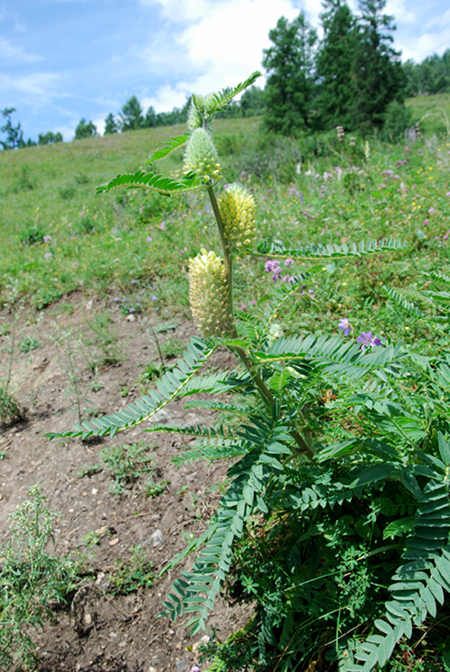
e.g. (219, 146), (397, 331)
(0, 295), (249, 672)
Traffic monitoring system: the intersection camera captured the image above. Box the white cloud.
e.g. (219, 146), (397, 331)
(399, 26), (450, 61)
(0, 72), (60, 98)
(0, 37), (42, 63)
(138, 0), (300, 111)
(93, 116), (106, 135)
(385, 0), (416, 24)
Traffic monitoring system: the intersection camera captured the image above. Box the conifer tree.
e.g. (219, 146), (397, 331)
(104, 113), (119, 134)
(74, 118), (97, 140)
(315, 0), (358, 130)
(262, 12), (317, 135)
(120, 96), (144, 131)
(352, 0), (405, 130)
(1, 108), (25, 150)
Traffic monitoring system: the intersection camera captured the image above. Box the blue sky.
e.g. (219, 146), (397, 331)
(1, 0), (449, 142)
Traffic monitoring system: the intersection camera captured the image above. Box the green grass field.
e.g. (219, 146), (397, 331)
(1, 97), (450, 354)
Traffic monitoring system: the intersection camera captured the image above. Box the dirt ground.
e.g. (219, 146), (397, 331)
(0, 294), (251, 672)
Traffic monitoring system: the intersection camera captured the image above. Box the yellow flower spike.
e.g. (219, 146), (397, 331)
(188, 249), (233, 337)
(217, 184), (257, 256)
(183, 128), (222, 182)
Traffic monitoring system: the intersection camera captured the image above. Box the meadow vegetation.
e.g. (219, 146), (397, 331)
(2, 87), (450, 671)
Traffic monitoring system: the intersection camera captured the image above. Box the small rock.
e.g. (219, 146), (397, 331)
(146, 528), (163, 548)
(176, 661), (187, 672)
(109, 538), (119, 546)
(84, 613), (92, 625)
(126, 314), (136, 322)
(85, 299), (93, 311)
(148, 667), (157, 672)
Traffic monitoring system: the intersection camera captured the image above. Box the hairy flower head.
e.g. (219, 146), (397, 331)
(184, 128), (221, 182)
(188, 249), (232, 337)
(218, 184), (256, 255)
(187, 101), (203, 131)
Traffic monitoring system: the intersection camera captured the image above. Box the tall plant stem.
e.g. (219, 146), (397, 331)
(207, 185), (233, 317)
(207, 184), (313, 458)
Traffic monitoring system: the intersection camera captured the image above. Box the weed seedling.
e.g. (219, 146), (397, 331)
(108, 545), (154, 594)
(145, 477), (169, 499)
(18, 336), (41, 353)
(76, 463), (102, 478)
(100, 442), (155, 495)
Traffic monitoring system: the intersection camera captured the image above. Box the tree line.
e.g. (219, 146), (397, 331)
(2, 0), (450, 150)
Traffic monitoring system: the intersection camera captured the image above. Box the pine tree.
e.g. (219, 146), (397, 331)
(38, 131), (63, 145)
(74, 118), (97, 140)
(104, 113), (119, 134)
(1, 108), (25, 150)
(352, 0), (406, 131)
(143, 106), (156, 128)
(120, 96), (144, 131)
(262, 12), (317, 135)
(315, 0), (358, 130)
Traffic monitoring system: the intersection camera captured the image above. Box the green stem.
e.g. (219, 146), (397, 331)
(207, 183), (314, 458)
(207, 185), (233, 318)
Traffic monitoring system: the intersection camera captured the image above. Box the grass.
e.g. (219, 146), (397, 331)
(1, 100), (450, 357)
(406, 92), (450, 135)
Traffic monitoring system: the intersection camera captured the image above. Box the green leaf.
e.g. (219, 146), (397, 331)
(383, 517), (415, 540)
(255, 237), (406, 261)
(95, 169), (205, 196)
(197, 71), (262, 119)
(146, 134), (189, 163)
(438, 432), (450, 466)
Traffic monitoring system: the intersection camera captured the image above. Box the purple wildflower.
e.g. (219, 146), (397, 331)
(151, 295), (157, 301)
(357, 332), (382, 351)
(250, 299), (256, 305)
(72, 262), (79, 268)
(428, 207), (438, 214)
(146, 236), (152, 242)
(44, 252), (52, 259)
(160, 221), (166, 230)
(339, 318), (351, 336)
(43, 235), (52, 244)
(129, 307), (135, 313)
(285, 258), (294, 267)
(131, 279), (137, 284)
(114, 297), (120, 302)
(357, 332), (374, 350)
(265, 259), (282, 282)
(423, 219), (429, 226)
(447, 192), (450, 197)
(191, 667), (200, 672)
(240, 304), (247, 310)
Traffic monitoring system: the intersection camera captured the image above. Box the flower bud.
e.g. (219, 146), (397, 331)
(188, 249), (233, 337)
(218, 184), (257, 255)
(184, 128), (221, 182)
(187, 101), (203, 131)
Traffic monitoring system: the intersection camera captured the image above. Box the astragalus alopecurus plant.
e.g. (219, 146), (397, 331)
(46, 74), (450, 672)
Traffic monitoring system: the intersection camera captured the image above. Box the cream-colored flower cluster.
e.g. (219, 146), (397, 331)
(218, 184), (256, 255)
(188, 249), (232, 337)
(184, 128), (221, 182)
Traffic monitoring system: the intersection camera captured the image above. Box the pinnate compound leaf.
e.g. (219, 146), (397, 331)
(146, 134), (189, 163)
(256, 237), (405, 261)
(95, 169), (205, 195)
